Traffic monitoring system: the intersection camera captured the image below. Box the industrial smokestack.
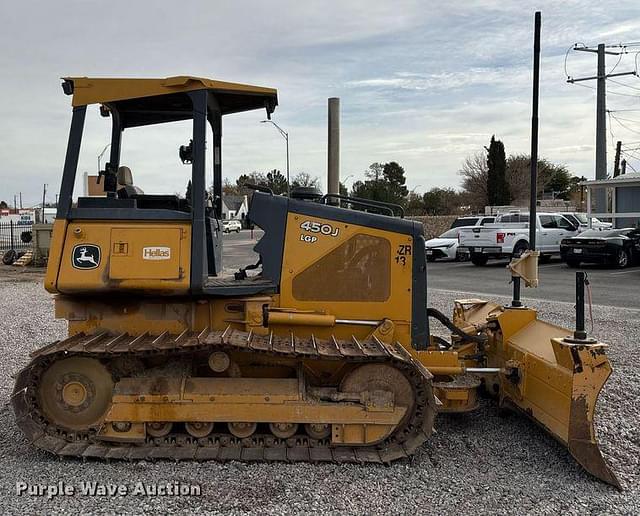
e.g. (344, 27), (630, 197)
(327, 97), (340, 195)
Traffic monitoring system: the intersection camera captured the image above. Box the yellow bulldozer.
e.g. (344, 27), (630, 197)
(11, 75), (619, 488)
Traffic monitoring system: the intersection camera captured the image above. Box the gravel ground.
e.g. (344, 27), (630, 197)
(0, 268), (638, 515)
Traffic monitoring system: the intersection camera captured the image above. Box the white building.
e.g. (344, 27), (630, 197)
(221, 195), (249, 222)
(582, 172), (640, 228)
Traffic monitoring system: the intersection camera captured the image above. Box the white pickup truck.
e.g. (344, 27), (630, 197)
(458, 212), (580, 266)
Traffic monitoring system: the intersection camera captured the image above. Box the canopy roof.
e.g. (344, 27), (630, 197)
(62, 76), (278, 127)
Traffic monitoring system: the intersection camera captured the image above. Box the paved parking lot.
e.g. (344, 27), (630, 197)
(224, 230), (639, 310)
(427, 257), (639, 310)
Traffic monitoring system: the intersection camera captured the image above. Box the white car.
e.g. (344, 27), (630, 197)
(563, 212), (612, 232)
(425, 228), (468, 262)
(222, 219), (242, 233)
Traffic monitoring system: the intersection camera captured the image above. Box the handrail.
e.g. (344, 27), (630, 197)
(244, 183), (274, 195)
(319, 194), (404, 218)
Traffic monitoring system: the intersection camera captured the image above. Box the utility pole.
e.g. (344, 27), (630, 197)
(621, 159), (627, 175)
(567, 44), (636, 211)
(614, 141), (622, 177)
(14, 195), (17, 212)
(19, 192), (22, 209)
(42, 184), (47, 223)
(595, 44), (606, 182)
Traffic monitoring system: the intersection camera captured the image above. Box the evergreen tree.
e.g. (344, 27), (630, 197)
(265, 169), (288, 195)
(486, 136), (510, 206)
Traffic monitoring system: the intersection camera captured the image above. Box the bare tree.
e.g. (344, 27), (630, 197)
(458, 152), (488, 211)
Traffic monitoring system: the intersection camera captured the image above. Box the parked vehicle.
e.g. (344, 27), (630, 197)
(425, 228), (470, 262)
(450, 215), (495, 229)
(458, 212), (580, 266)
(562, 212), (612, 232)
(222, 219), (242, 233)
(560, 228), (640, 268)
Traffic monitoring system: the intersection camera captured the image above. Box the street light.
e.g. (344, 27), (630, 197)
(410, 184), (422, 195)
(261, 120), (289, 196)
(97, 143), (111, 173)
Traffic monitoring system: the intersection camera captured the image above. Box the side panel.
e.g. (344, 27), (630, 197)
(279, 212), (414, 343)
(55, 220), (191, 294)
(44, 219), (69, 293)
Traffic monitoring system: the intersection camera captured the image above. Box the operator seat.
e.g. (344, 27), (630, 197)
(117, 166), (144, 198)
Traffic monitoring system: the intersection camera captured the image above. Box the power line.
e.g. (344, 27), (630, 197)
(608, 77), (640, 91)
(606, 88), (640, 98)
(621, 149), (640, 161)
(610, 113), (640, 135)
(609, 114), (640, 124)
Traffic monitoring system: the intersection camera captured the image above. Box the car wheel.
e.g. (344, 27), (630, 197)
(615, 248), (630, 269)
(566, 259), (581, 268)
(471, 254), (488, 266)
(426, 255), (436, 262)
(512, 241), (529, 259)
(236, 228), (241, 233)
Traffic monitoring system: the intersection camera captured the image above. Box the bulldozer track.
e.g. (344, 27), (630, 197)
(11, 328), (436, 463)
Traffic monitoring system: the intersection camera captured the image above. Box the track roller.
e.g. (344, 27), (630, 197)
(146, 421), (173, 437)
(185, 421), (214, 438)
(228, 422), (257, 438)
(304, 423), (331, 440)
(269, 422), (298, 439)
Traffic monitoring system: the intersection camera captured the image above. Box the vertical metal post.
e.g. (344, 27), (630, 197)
(511, 277), (522, 307)
(574, 272), (587, 340)
(212, 113), (223, 219)
(529, 11), (541, 252)
(613, 141), (622, 177)
(285, 133), (290, 197)
(327, 97), (340, 195)
(511, 11), (540, 310)
(189, 90), (208, 293)
(57, 106), (87, 219)
(106, 108), (122, 197)
(41, 184), (47, 223)
(10, 220), (14, 253)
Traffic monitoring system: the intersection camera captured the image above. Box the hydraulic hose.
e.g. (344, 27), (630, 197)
(426, 307), (488, 345)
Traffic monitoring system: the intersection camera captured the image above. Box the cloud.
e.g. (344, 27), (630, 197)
(0, 0), (639, 205)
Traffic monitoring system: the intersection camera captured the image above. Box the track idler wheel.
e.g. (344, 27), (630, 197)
(340, 363), (415, 425)
(185, 422), (214, 438)
(147, 422), (173, 437)
(38, 357), (113, 431)
(304, 423), (331, 440)
(269, 422), (298, 439)
(228, 422), (257, 438)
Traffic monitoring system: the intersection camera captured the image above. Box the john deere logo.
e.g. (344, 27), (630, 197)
(72, 244), (101, 270)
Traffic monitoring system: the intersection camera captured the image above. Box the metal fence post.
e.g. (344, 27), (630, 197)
(10, 220), (14, 252)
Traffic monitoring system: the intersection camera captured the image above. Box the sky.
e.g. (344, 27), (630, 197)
(1, 0), (640, 207)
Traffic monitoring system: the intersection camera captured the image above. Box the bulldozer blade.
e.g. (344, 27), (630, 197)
(493, 312), (621, 488)
(564, 341), (621, 489)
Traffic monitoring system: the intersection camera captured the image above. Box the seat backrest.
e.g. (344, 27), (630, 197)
(117, 166), (134, 186)
(116, 166), (144, 197)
